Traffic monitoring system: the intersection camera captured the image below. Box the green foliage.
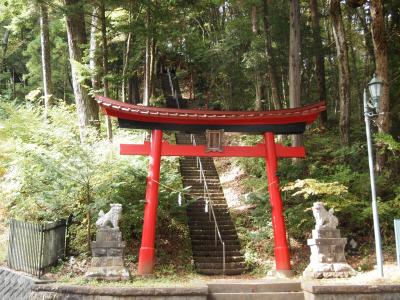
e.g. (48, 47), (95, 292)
(233, 129), (400, 252)
(282, 179), (348, 199)
(0, 101), (188, 258)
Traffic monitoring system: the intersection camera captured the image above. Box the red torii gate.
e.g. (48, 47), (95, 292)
(96, 95), (326, 276)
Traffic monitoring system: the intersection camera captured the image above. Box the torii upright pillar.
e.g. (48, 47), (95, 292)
(264, 132), (291, 274)
(138, 129), (163, 275)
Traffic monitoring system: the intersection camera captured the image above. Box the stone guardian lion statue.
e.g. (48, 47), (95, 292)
(312, 202), (338, 229)
(96, 203), (122, 229)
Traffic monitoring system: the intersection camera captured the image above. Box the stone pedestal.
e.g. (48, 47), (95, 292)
(303, 228), (356, 279)
(85, 229), (130, 280)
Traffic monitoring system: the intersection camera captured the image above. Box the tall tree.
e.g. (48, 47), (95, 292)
(262, 0), (281, 110)
(370, 0), (390, 171)
(370, 0), (389, 133)
(89, 6), (100, 92)
(251, 5), (263, 111)
(122, 32), (132, 103)
(64, 0), (99, 141)
(289, 0), (302, 147)
(310, 0), (327, 126)
(100, 0), (112, 141)
(1, 29), (9, 90)
(39, 2), (52, 118)
(329, 0), (351, 145)
(143, 4), (151, 106)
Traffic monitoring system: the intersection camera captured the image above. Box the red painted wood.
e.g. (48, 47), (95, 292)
(138, 130), (163, 275)
(96, 95), (326, 126)
(264, 132), (291, 272)
(120, 141), (305, 158)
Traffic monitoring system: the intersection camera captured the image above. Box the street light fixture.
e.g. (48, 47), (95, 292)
(363, 73), (384, 277)
(368, 73), (383, 112)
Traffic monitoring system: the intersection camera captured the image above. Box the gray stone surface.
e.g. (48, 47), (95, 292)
(31, 284), (208, 300)
(304, 203), (356, 279)
(0, 267), (53, 300)
(208, 280), (304, 300)
(302, 282), (400, 300)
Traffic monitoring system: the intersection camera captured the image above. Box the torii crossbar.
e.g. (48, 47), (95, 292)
(96, 95), (326, 276)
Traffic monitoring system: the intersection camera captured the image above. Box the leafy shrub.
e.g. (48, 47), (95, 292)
(0, 101), (188, 260)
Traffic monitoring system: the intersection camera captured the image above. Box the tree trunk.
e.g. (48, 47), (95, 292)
(370, 0), (390, 171)
(289, 0), (303, 147)
(149, 37), (156, 102)
(100, 1), (112, 141)
(122, 32), (132, 102)
(64, 0), (99, 142)
(310, 0), (327, 126)
(370, 0), (389, 133)
(251, 6), (263, 111)
(143, 6), (151, 106)
(128, 75), (140, 104)
(329, 0), (351, 145)
(89, 6), (100, 92)
(39, 3), (52, 118)
(1, 30), (9, 89)
(263, 0), (281, 110)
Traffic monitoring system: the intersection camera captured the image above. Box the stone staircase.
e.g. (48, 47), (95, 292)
(176, 133), (245, 275)
(159, 70), (187, 108)
(207, 280), (304, 300)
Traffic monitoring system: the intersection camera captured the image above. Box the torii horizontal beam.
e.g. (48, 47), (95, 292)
(120, 141), (305, 158)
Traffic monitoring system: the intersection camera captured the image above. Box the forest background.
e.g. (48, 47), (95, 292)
(0, 0), (400, 275)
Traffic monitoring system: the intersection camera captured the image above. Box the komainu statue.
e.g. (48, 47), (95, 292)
(312, 202), (338, 229)
(95, 203), (122, 229)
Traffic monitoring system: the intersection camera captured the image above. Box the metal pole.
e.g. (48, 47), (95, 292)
(363, 89), (384, 277)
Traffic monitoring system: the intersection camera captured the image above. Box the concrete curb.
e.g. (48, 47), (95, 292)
(31, 284), (208, 296)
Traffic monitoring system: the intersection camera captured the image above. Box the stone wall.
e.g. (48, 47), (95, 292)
(0, 267), (50, 300)
(302, 282), (400, 300)
(31, 284), (208, 300)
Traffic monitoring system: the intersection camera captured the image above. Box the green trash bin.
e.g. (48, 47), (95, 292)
(395, 219), (400, 269)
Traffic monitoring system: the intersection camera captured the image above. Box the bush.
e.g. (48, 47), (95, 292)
(0, 101), (188, 259)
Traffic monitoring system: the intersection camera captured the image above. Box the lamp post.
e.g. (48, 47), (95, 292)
(363, 73), (384, 277)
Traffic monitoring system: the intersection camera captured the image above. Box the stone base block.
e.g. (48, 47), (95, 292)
(90, 256), (124, 267)
(96, 228), (122, 242)
(303, 263), (356, 279)
(85, 266), (130, 281)
(312, 228), (341, 239)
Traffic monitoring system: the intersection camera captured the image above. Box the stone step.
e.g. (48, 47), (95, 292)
(197, 268), (245, 276)
(191, 240), (240, 246)
(192, 244), (241, 251)
(192, 250), (242, 257)
(208, 292), (304, 300)
(190, 234), (238, 240)
(188, 202), (228, 207)
(207, 281), (302, 293)
(196, 261), (245, 270)
(188, 213), (231, 219)
(189, 219), (234, 224)
(190, 229), (237, 235)
(189, 227), (236, 233)
(194, 256), (244, 263)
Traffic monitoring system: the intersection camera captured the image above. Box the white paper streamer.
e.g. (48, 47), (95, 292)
(178, 192), (182, 207)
